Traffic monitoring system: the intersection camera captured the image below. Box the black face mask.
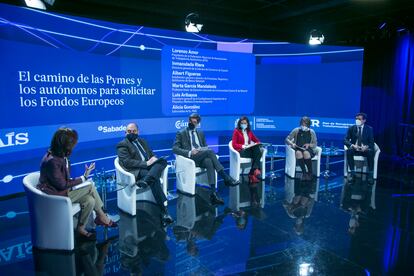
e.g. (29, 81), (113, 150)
(188, 122), (196, 130)
(126, 133), (138, 142)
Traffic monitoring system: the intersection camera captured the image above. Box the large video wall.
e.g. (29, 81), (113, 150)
(0, 3), (363, 196)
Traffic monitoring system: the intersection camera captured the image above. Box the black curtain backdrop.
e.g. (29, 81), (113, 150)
(360, 33), (414, 157)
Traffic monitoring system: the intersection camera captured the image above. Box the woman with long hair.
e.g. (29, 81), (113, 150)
(231, 116), (264, 183)
(38, 128), (117, 240)
(285, 116), (318, 180)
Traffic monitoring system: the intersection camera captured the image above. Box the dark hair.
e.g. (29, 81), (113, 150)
(356, 112), (367, 120)
(300, 116), (311, 127)
(237, 116), (251, 131)
(49, 128), (78, 157)
(188, 113), (201, 123)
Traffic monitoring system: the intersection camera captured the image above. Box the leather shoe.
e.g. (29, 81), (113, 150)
(210, 192), (224, 205)
(161, 213), (174, 225)
(136, 180), (148, 189)
(224, 176), (240, 187)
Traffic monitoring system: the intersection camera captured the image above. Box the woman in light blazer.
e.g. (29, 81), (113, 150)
(285, 116), (318, 180)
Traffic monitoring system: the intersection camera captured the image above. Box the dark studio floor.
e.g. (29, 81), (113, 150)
(0, 161), (413, 276)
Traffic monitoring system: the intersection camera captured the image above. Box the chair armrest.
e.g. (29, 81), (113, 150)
(285, 145), (295, 160)
(374, 143), (381, 161)
(314, 146), (322, 160)
(229, 142), (241, 162)
(175, 154), (196, 173)
(115, 158), (136, 187)
(161, 165), (169, 196)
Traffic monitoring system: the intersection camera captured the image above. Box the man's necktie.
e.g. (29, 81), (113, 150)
(191, 131), (200, 149)
(134, 141), (148, 160)
(357, 127), (362, 146)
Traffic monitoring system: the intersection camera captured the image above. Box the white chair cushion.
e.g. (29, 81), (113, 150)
(195, 167), (204, 173)
(240, 157), (252, 163)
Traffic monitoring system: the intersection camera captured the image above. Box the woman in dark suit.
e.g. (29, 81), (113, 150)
(38, 128), (117, 240)
(232, 116), (263, 183)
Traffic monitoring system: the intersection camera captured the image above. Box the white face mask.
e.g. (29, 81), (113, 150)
(240, 124), (248, 130)
(355, 119), (362, 126)
(300, 126), (309, 131)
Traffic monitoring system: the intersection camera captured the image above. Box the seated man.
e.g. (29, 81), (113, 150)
(173, 113), (240, 205)
(117, 123), (173, 225)
(344, 112), (375, 182)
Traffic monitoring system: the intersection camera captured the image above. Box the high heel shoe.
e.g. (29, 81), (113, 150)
(248, 172), (260, 184)
(253, 169), (265, 181)
(94, 216), (118, 228)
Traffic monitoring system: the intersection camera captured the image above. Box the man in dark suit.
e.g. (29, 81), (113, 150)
(173, 113), (240, 205)
(344, 113), (375, 182)
(117, 123), (173, 225)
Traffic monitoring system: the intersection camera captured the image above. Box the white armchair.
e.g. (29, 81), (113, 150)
(344, 143), (380, 179)
(228, 141), (267, 181)
(115, 157), (168, 216)
(285, 145), (322, 178)
(174, 154), (218, 195)
(23, 172), (80, 251)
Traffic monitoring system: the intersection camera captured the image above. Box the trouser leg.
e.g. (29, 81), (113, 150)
(147, 159), (168, 180)
(198, 157), (216, 187)
(241, 147), (262, 172)
(138, 162), (168, 210)
(69, 186), (101, 226)
(150, 178), (168, 211)
(347, 148), (356, 172)
(365, 150), (375, 172)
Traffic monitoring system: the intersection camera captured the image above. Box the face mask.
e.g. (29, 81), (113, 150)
(240, 123), (248, 130)
(188, 122), (196, 130)
(126, 133), (138, 142)
(355, 119), (362, 126)
(301, 126), (309, 131)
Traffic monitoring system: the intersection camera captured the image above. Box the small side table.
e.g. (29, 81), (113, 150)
(321, 149), (344, 178)
(263, 144), (285, 181)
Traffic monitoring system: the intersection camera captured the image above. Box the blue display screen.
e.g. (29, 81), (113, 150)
(0, 3), (363, 196)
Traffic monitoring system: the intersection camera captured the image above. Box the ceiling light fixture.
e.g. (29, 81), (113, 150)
(309, 29), (324, 45)
(185, 13), (203, 33)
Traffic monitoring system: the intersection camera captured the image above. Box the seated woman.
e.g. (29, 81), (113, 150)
(232, 116), (263, 183)
(38, 128), (117, 240)
(285, 116), (318, 180)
